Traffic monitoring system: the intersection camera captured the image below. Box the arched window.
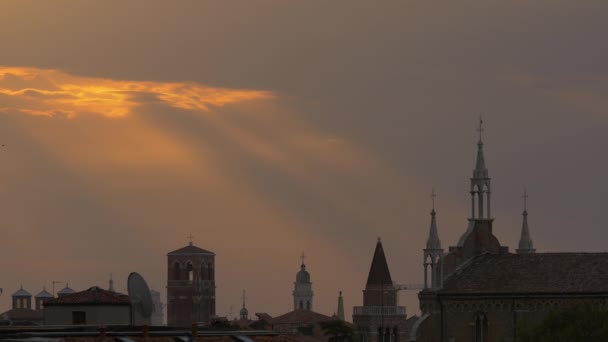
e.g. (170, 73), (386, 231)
(173, 262), (181, 280)
(306, 301), (310, 310)
(201, 263), (207, 281)
(474, 312), (488, 342)
(187, 262), (194, 282)
(299, 300), (303, 310)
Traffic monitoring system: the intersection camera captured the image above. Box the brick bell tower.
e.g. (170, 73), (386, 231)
(167, 237), (216, 326)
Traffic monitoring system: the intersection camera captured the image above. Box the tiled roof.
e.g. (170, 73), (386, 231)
(168, 243), (215, 255)
(366, 239), (393, 287)
(440, 253), (608, 294)
(44, 286), (130, 306)
(0, 308), (43, 321)
(270, 310), (333, 325)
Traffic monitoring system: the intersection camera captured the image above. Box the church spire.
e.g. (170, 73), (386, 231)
(366, 238), (393, 287)
(470, 117), (492, 220)
(517, 189), (535, 254)
(426, 188), (441, 250)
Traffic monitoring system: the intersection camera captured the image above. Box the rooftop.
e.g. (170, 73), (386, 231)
(44, 286), (130, 306)
(168, 243), (215, 256)
(439, 252), (608, 295)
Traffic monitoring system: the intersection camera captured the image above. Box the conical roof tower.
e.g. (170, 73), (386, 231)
(517, 189), (535, 254)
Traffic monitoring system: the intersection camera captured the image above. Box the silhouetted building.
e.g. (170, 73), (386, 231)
(43, 286), (130, 325)
(0, 286), (43, 326)
(353, 239), (409, 342)
(410, 122), (608, 342)
(166, 242), (216, 326)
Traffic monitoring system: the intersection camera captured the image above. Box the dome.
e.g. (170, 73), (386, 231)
(35, 288), (53, 299)
(296, 264), (311, 283)
(57, 285), (76, 296)
(12, 286), (31, 298)
(240, 306), (249, 319)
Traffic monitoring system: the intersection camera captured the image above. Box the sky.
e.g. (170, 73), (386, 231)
(0, 1), (607, 321)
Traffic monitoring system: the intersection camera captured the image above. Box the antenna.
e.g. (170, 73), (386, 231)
(128, 272), (154, 326)
(52, 281), (64, 297)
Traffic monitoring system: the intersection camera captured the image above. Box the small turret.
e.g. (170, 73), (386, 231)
(517, 189), (536, 254)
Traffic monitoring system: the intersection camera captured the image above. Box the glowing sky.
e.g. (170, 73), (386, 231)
(0, 1), (607, 321)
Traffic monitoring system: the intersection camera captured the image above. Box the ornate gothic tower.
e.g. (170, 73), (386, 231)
(240, 290), (249, 320)
(167, 241), (216, 326)
(440, 120), (509, 281)
(353, 239), (408, 342)
(423, 189), (444, 290)
(517, 189), (536, 254)
(293, 254), (313, 311)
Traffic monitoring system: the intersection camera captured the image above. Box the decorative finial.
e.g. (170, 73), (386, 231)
(300, 251), (306, 265)
(242, 289), (247, 308)
(431, 188), (437, 212)
(523, 187), (528, 212)
(377, 236), (381, 242)
(187, 233), (194, 246)
(339, 290), (342, 296)
(477, 116), (484, 143)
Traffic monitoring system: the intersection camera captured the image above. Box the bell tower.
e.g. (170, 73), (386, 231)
(167, 236), (216, 326)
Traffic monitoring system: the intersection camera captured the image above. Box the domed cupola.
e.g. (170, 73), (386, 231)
(57, 284), (76, 297)
(296, 263), (311, 283)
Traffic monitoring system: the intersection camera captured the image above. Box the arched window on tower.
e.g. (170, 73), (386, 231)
(187, 262), (194, 283)
(201, 263), (207, 281)
(209, 264), (215, 280)
(474, 312), (488, 342)
(173, 262), (180, 280)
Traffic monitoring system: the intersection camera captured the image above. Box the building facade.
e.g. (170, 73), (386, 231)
(43, 286), (131, 326)
(166, 242), (216, 326)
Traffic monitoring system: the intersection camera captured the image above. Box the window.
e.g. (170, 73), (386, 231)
(299, 300), (303, 310)
(187, 262), (194, 282)
(474, 312), (487, 342)
(173, 262), (180, 280)
(306, 301), (310, 310)
(72, 311), (86, 325)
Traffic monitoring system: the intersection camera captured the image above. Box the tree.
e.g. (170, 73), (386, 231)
(320, 320), (355, 342)
(518, 302), (608, 342)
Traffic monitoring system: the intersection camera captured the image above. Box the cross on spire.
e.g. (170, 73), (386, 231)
(523, 188), (528, 211)
(300, 251), (306, 265)
(242, 289), (247, 308)
(477, 116), (484, 143)
(431, 188), (437, 211)
(187, 233), (194, 246)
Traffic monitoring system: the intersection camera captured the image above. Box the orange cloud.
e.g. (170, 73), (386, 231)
(0, 66), (274, 118)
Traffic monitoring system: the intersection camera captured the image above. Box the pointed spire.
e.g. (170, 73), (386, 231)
(337, 291), (345, 321)
(366, 238), (393, 287)
(426, 189), (442, 250)
(473, 117), (489, 179)
(517, 188), (535, 253)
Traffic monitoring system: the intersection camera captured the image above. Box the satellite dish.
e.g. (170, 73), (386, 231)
(128, 272), (154, 325)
